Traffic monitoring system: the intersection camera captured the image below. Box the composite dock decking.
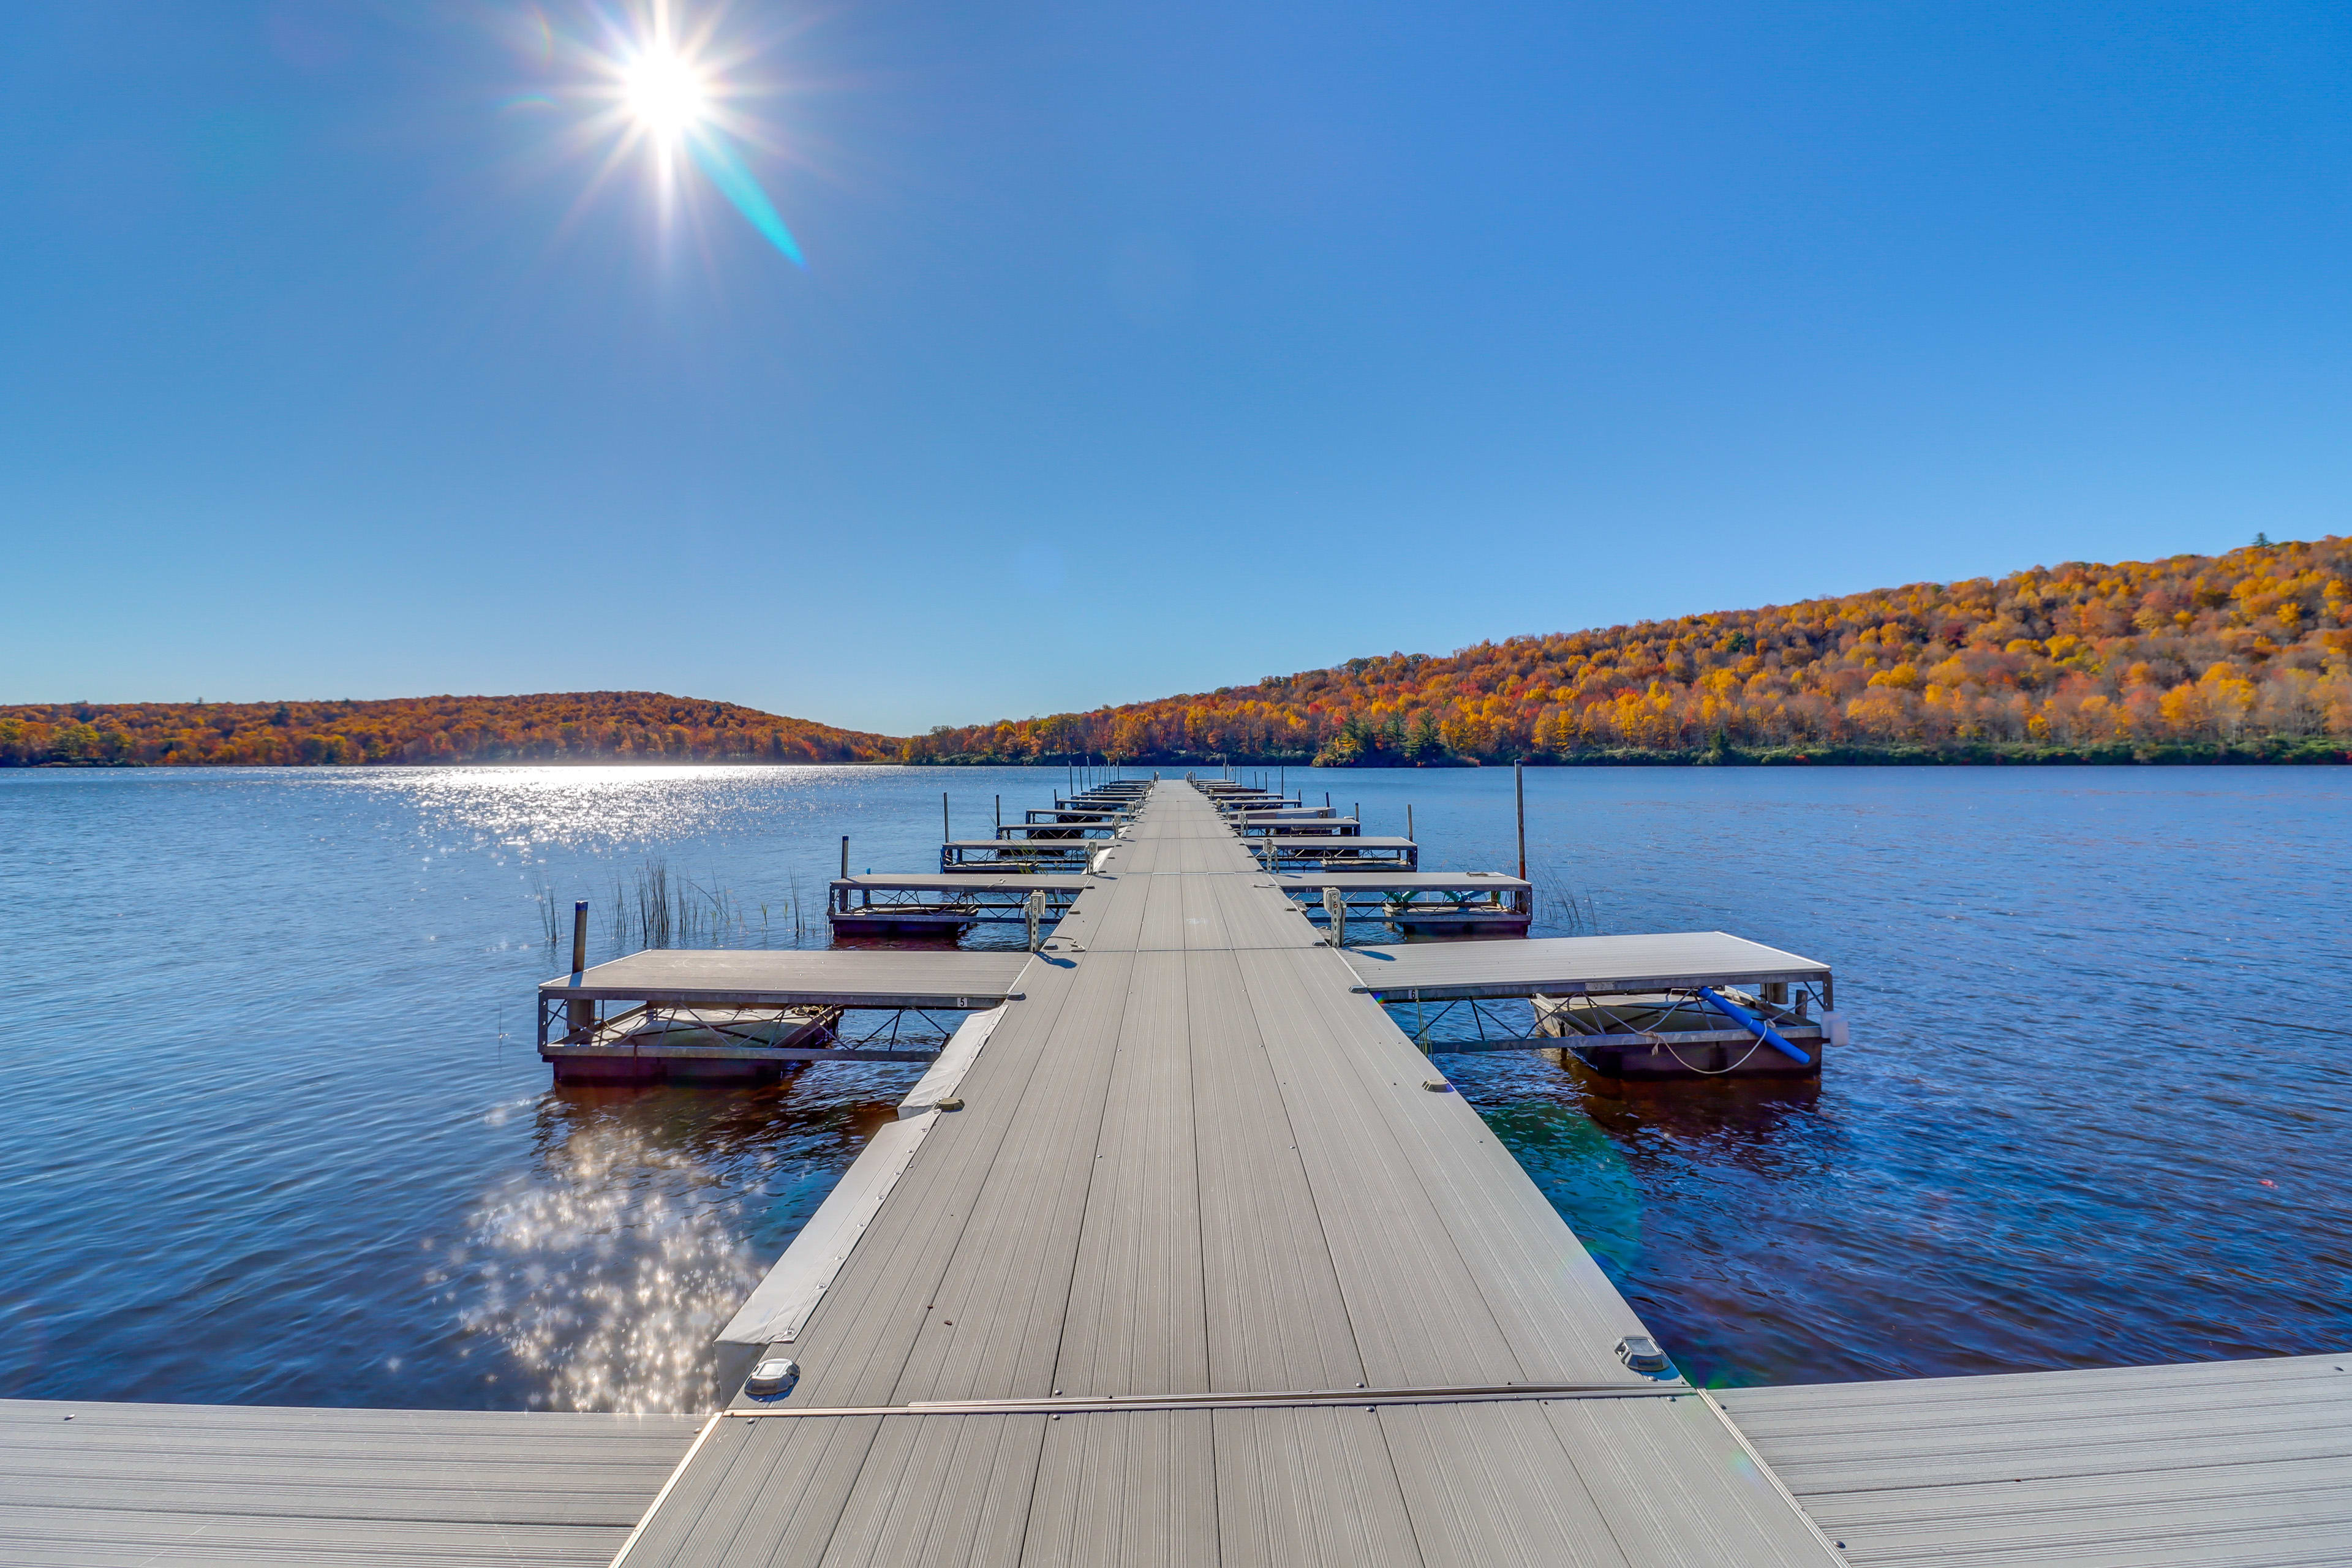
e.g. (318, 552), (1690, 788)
(0, 1398), (698, 1566)
(10, 1357), (2340, 1565)
(541, 951), (1033, 1009)
(1264, 871), (1526, 892)
(612, 782), (1845, 1567)
(1721, 1353), (2352, 1567)
(1343, 931), (1833, 999)
(832, 875), (1091, 895)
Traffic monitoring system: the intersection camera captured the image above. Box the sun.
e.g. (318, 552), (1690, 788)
(622, 48), (707, 140)
(543, 2), (807, 266)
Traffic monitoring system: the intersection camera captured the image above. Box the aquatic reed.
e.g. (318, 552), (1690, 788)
(1530, 862), (1600, 936)
(609, 858), (780, 951)
(532, 861), (808, 957)
(532, 871), (563, 948)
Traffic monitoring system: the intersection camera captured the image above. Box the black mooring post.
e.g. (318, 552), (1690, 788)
(840, 835), (850, 880)
(943, 790), (950, 844)
(566, 900), (591, 1039)
(995, 794), (1001, 831)
(1408, 803), (1415, 843)
(1514, 760), (1527, 881)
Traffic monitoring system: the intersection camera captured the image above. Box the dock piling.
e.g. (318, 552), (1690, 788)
(566, 900), (591, 1039)
(1515, 760), (1526, 881)
(840, 835), (850, 881)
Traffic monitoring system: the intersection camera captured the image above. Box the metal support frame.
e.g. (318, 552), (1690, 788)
(829, 882), (1080, 926)
(1283, 884), (1529, 931)
(538, 992), (984, 1065)
(1263, 843), (1419, 873)
(942, 841), (1096, 872)
(1379, 982), (1828, 1060)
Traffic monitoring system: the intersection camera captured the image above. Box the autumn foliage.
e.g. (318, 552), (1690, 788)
(12, 540), (2351, 771)
(0, 692), (892, 769)
(906, 537), (2352, 766)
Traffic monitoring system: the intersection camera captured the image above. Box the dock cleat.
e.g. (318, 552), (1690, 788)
(743, 1357), (801, 1399)
(1616, 1335), (1675, 1376)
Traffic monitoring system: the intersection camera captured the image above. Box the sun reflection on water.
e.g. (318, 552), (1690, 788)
(458, 1111), (760, 1413)
(344, 763), (892, 853)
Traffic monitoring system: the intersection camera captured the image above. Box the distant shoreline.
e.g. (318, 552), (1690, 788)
(12, 742), (2346, 771)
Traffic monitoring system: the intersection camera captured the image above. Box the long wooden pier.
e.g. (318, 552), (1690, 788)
(607, 780), (1848, 1566)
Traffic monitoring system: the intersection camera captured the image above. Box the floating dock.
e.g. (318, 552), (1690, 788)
(537, 949), (1032, 1082)
(1344, 932), (1837, 1078)
(1258, 832), (1419, 870)
(604, 780), (1853, 1566)
(827, 873), (1087, 938)
(940, 838), (1097, 873)
(0, 1398), (699, 1566)
(1270, 870), (1534, 936)
(10, 1355), (2342, 1566)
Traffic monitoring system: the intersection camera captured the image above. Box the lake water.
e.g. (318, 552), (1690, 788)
(2, 764), (2345, 1411)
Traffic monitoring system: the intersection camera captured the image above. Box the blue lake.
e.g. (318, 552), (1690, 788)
(1, 764), (2345, 1411)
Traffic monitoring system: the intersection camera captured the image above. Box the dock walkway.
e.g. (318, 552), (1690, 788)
(0, 1398), (698, 1567)
(612, 781), (1844, 1567)
(1723, 1352), (2352, 1567)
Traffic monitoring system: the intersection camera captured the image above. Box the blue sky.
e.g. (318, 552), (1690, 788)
(4, 1), (2347, 733)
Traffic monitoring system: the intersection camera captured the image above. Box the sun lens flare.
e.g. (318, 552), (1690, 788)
(541, 3), (808, 269)
(622, 49), (706, 139)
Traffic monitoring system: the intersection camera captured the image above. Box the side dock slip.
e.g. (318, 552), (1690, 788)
(536, 951), (1035, 1082)
(1342, 931), (1832, 1000)
(616, 782), (1844, 1568)
(541, 949), (1032, 1010)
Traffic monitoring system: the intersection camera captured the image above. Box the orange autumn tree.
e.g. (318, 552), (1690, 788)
(901, 536), (2352, 765)
(0, 692), (893, 768)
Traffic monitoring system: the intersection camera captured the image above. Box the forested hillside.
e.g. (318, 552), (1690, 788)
(907, 537), (2352, 765)
(0, 692), (892, 767)
(13, 540), (2350, 769)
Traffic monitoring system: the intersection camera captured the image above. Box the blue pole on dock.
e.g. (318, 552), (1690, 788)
(1696, 986), (1811, 1065)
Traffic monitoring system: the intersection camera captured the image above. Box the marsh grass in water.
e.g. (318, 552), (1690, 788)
(1531, 862), (1601, 935)
(537, 859), (804, 959)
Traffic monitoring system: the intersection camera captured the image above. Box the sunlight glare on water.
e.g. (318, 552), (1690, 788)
(458, 1117), (758, 1414)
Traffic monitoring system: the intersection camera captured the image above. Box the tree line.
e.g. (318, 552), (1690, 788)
(903, 536), (2352, 766)
(12, 540), (2350, 771)
(0, 692), (893, 768)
